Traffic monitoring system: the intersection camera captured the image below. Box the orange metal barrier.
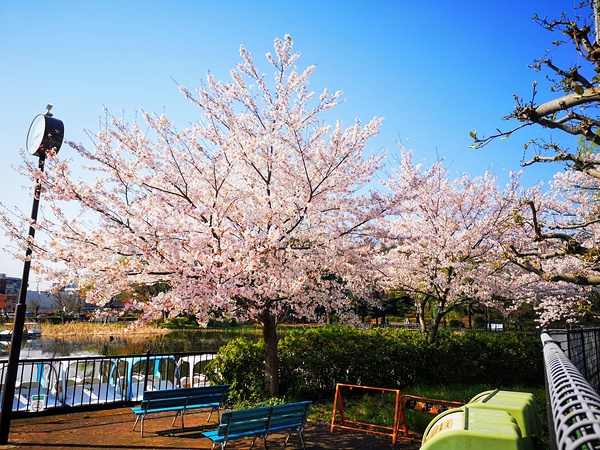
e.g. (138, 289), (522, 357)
(330, 383), (402, 444)
(330, 383), (465, 444)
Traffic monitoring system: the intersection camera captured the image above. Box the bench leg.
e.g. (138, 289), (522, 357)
(132, 415), (141, 432)
(284, 429), (306, 450)
(171, 410), (184, 430)
(206, 406), (222, 423)
(132, 414), (146, 437)
(248, 435), (268, 450)
(297, 431), (306, 450)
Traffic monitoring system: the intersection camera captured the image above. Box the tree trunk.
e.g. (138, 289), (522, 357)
(429, 310), (445, 343)
(467, 305), (472, 329)
(417, 300), (427, 334)
(261, 309), (279, 397)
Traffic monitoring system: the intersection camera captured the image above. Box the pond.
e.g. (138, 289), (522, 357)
(0, 328), (266, 359)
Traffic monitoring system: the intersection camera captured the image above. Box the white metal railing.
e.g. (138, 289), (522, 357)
(542, 332), (600, 450)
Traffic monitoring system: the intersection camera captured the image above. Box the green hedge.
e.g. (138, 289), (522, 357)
(206, 326), (544, 402)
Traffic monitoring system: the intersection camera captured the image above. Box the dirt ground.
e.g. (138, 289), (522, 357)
(0, 407), (423, 450)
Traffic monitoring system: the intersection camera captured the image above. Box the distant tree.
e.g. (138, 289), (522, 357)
(352, 287), (397, 325)
(1, 36), (386, 395)
(51, 289), (83, 322)
(27, 297), (40, 316)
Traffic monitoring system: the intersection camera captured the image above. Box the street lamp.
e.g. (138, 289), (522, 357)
(0, 105), (64, 444)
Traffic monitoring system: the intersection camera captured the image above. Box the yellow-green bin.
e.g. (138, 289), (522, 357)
(469, 389), (541, 450)
(421, 405), (525, 450)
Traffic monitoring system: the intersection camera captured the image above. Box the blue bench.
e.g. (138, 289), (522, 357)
(131, 384), (229, 437)
(202, 401), (312, 449)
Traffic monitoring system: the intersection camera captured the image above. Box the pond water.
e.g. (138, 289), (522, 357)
(0, 328), (265, 359)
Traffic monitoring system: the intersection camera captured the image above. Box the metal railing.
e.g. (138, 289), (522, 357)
(546, 328), (600, 393)
(0, 350), (216, 416)
(542, 332), (600, 450)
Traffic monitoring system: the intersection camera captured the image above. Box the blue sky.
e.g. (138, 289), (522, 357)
(0, 1), (581, 282)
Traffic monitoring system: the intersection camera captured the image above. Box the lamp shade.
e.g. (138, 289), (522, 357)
(26, 114), (64, 157)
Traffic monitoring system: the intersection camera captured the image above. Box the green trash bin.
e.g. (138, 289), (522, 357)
(469, 389), (541, 450)
(421, 405), (525, 450)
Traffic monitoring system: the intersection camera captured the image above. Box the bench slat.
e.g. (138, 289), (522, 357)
(225, 419), (270, 435)
(187, 394), (226, 406)
(269, 402), (310, 433)
(142, 388), (189, 401)
(218, 406), (272, 437)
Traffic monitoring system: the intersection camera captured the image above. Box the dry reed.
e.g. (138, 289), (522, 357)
(40, 322), (171, 338)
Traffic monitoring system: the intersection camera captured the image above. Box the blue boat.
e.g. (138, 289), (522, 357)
(0, 360), (61, 412)
(58, 358), (124, 407)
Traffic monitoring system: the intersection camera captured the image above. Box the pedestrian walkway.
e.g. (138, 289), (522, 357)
(0, 407), (422, 449)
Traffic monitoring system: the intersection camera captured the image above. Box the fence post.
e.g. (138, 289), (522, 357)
(143, 350), (151, 392)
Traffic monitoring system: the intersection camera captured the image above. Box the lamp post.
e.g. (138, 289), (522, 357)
(0, 105), (64, 444)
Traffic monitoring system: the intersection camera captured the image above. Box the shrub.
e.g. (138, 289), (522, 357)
(279, 326), (431, 399)
(161, 315), (200, 329)
(428, 331), (543, 386)
(204, 337), (267, 403)
(279, 327), (543, 399)
(448, 318), (462, 328)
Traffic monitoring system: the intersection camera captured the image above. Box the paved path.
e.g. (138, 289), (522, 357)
(0, 408), (422, 449)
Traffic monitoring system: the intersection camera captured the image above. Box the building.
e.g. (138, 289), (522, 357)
(0, 274), (21, 313)
(0, 276), (108, 316)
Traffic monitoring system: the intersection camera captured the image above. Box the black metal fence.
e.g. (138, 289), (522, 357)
(543, 329), (600, 449)
(0, 351), (216, 416)
(546, 328), (600, 393)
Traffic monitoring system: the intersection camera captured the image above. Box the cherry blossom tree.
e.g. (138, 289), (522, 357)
(471, 3), (600, 324)
(483, 261), (592, 327)
(498, 171), (598, 322)
(2, 35), (386, 395)
(375, 149), (519, 342)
